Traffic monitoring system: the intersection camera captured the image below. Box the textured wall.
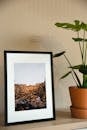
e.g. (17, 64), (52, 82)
(0, 0), (87, 114)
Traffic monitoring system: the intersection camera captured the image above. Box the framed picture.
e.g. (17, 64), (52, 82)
(4, 51), (55, 125)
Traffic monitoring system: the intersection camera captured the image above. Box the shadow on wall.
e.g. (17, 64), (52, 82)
(73, 0), (87, 8)
(0, 0), (9, 7)
(0, 34), (64, 52)
(78, 0), (87, 3)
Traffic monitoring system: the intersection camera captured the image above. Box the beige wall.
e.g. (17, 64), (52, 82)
(0, 0), (87, 114)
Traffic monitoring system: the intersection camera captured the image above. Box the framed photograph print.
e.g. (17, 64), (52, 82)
(4, 51), (55, 125)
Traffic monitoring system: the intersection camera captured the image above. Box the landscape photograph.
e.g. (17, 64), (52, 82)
(14, 63), (46, 111)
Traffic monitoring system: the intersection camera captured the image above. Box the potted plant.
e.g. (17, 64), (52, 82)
(53, 20), (87, 118)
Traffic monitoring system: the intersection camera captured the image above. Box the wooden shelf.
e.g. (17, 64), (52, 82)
(0, 109), (87, 130)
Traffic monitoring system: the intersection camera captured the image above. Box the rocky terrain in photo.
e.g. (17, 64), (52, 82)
(15, 82), (46, 111)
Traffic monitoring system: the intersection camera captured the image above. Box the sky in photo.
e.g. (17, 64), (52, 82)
(14, 63), (45, 85)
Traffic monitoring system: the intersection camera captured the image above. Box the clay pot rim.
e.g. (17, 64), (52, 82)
(69, 86), (87, 90)
(70, 106), (87, 110)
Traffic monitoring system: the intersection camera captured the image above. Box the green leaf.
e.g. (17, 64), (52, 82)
(79, 65), (87, 74)
(74, 20), (80, 25)
(72, 38), (83, 42)
(55, 20), (86, 31)
(74, 20), (81, 31)
(55, 20), (87, 32)
(55, 23), (75, 30)
(69, 64), (87, 74)
(72, 37), (87, 42)
(69, 65), (81, 69)
(53, 51), (65, 58)
(60, 71), (71, 79)
(81, 22), (87, 31)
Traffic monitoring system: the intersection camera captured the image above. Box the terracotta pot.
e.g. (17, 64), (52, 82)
(70, 106), (87, 119)
(69, 86), (87, 119)
(69, 86), (87, 109)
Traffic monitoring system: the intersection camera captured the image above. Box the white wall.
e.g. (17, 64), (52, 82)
(0, 0), (87, 114)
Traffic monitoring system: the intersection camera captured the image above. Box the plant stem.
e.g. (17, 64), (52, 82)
(83, 74), (87, 88)
(63, 54), (81, 87)
(83, 30), (85, 65)
(77, 31), (83, 62)
(71, 71), (79, 87)
(84, 42), (87, 65)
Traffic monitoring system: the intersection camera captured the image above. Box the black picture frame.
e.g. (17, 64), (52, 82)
(4, 51), (55, 125)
